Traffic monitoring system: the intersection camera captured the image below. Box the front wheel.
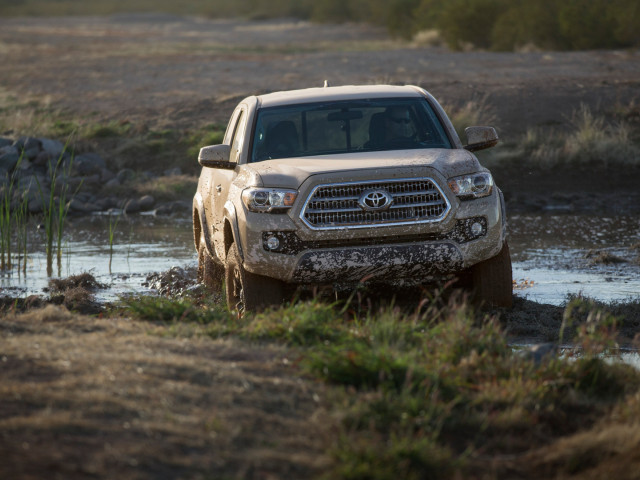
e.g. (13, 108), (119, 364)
(471, 242), (513, 308)
(225, 242), (285, 315)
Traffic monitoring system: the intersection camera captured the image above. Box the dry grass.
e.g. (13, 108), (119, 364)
(0, 306), (332, 479)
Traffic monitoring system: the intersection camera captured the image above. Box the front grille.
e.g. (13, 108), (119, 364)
(301, 178), (450, 229)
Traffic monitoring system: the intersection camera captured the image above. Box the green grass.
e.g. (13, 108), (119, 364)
(118, 292), (640, 478)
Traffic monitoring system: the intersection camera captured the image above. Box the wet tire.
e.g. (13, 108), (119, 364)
(225, 242), (284, 315)
(198, 232), (224, 293)
(471, 242), (513, 308)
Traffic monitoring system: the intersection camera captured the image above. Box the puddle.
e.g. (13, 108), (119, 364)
(0, 215), (196, 302)
(509, 213), (640, 305)
(0, 212), (638, 306)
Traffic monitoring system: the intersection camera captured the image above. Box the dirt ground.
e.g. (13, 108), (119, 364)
(1, 14), (640, 479)
(1, 14), (639, 137)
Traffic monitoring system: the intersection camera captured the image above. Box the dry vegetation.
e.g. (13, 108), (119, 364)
(2, 286), (640, 479)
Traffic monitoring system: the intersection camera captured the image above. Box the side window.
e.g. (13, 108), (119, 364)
(229, 110), (246, 164)
(223, 109), (240, 145)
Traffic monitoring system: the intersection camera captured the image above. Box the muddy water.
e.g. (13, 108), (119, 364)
(509, 213), (640, 305)
(0, 213), (638, 305)
(0, 214), (196, 302)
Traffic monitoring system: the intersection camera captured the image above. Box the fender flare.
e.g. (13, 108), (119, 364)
(223, 200), (244, 261)
(193, 193), (215, 258)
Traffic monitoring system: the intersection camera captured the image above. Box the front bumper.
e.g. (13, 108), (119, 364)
(237, 187), (505, 285)
(291, 241), (463, 283)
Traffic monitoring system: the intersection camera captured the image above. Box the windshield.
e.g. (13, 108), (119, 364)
(249, 97), (452, 162)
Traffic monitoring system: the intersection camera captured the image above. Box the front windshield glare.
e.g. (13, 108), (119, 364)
(250, 98), (452, 162)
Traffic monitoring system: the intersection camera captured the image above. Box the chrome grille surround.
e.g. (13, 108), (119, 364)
(300, 177), (451, 230)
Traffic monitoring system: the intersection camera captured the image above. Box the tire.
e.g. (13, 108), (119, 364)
(225, 242), (284, 315)
(471, 242), (513, 308)
(198, 231), (224, 293)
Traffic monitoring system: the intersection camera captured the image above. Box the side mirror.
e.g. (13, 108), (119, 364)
(464, 126), (499, 152)
(198, 145), (235, 169)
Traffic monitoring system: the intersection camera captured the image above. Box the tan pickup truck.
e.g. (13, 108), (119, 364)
(193, 85), (512, 314)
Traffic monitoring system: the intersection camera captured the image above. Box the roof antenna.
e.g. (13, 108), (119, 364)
(323, 80), (331, 88)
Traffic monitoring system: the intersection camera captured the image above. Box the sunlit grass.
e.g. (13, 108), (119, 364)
(119, 291), (640, 478)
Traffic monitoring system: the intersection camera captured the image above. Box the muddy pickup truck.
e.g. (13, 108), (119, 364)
(193, 84), (512, 314)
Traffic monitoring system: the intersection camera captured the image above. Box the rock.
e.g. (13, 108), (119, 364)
(73, 153), (106, 175)
(79, 173), (101, 187)
(0, 137), (13, 149)
(16, 157), (32, 170)
(124, 198), (140, 214)
(104, 177), (120, 188)
(24, 147), (40, 160)
(138, 195), (155, 211)
(100, 168), (116, 182)
(153, 200), (190, 216)
(40, 138), (65, 158)
(117, 168), (135, 183)
(33, 150), (52, 167)
(164, 167), (182, 176)
(95, 196), (118, 210)
(0, 151), (20, 171)
(67, 198), (100, 213)
(28, 195), (51, 214)
(14, 137), (41, 152)
(0, 145), (18, 156)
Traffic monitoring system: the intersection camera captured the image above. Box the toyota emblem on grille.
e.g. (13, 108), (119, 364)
(358, 189), (393, 211)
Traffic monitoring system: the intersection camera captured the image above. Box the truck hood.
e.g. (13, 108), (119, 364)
(243, 149), (484, 189)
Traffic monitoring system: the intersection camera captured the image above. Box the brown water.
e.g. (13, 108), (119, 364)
(1, 212), (638, 306)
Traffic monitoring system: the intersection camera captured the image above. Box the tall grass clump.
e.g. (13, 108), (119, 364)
(0, 153), (30, 274)
(36, 145), (79, 276)
(107, 212), (120, 274)
(495, 104), (640, 169)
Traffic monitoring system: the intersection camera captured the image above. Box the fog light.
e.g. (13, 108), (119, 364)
(470, 222), (483, 236)
(266, 236), (280, 250)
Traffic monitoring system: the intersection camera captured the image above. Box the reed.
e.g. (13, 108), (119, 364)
(108, 212), (121, 274)
(0, 153), (27, 273)
(36, 141), (78, 276)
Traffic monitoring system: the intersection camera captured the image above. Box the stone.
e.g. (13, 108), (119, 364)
(28, 195), (51, 214)
(0, 145), (17, 156)
(104, 177), (120, 188)
(123, 198), (140, 214)
(117, 168), (136, 183)
(99, 168), (116, 182)
(14, 137), (41, 152)
(154, 200), (190, 216)
(138, 195), (155, 211)
(67, 198), (100, 213)
(0, 137), (13, 149)
(40, 138), (65, 158)
(73, 153), (106, 175)
(24, 147), (40, 160)
(33, 150), (52, 167)
(0, 151), (20, 171)
(95, 196), (118, 210)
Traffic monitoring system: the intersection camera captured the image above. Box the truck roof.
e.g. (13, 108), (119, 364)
(255, 84), (424, 108)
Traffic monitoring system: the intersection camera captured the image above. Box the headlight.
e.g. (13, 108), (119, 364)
(448, 172), (493, 199)
(241, 188), (298, 213)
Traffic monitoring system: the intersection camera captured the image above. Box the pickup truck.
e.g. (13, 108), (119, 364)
(193, 84), (512, 314)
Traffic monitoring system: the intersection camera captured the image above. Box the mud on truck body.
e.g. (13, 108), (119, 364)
(193, 85), (512, 314)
